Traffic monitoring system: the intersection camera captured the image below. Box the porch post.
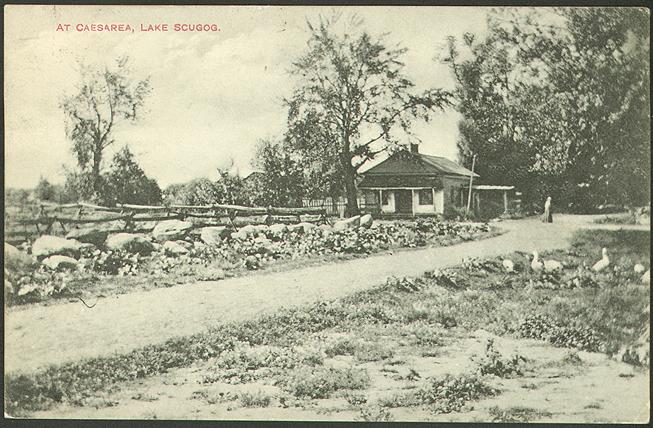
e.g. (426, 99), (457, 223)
(432, 187), (437, 214)
(378, 190), (383, 211)
(411, 189), (416, 217)
(503, 190), (509, 213)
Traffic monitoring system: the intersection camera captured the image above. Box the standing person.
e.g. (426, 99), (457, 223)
(542, 196), (553, 223)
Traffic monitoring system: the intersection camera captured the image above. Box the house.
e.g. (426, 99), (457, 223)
(358, 144), (478, 217)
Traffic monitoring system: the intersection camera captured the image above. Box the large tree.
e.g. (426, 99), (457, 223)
(287, 15), (452, 215)
(61, 57), (151, 201)
(444, 8), (649, 210)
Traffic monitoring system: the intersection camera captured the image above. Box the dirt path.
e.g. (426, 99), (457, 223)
(4, 216), (649, 374)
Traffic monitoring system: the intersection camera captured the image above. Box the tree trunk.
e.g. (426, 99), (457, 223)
(342, 157), (360, 217)
(92, 145), (103, 201)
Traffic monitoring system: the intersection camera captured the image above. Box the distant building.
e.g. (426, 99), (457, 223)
(358, 144), (478, 217)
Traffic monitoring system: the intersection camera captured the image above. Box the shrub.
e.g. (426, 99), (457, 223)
(238, 391), (273, 408)
(471, 339), (527, 378)
(415, 373), (497, 414)
(281, 366), (370, 399)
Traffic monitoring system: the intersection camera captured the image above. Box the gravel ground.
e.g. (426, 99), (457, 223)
(5, 215), (649, 374)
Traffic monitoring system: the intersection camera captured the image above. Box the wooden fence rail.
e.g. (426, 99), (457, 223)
(4, 201), (329, 242)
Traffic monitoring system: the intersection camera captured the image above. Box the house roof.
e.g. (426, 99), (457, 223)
(359, 175), (443, 189)
(362, 151), (479, 178)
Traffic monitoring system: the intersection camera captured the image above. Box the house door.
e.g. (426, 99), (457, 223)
(395, 190), (413, 214)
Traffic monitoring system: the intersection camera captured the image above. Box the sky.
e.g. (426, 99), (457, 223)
(4, 5), (493, 189)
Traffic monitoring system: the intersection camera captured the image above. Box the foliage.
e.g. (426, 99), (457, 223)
(286, 14), (452, 215)
(34, 177), (57, 202)
(238, 391), (272, 408)
(5, 188), (32, 206)
(280, 366), (371, 399)
(444, 8), (650, 210)
(104, 146), (162, 205)
(471, 339), (527, 378)
(415, 373), (497, 414)
(163, 168), (247, 206)
(517, 314), (602, 352)
(60, 57), (151, 198)
(488, 405), (552, 422)
(250, 139), (305, 206)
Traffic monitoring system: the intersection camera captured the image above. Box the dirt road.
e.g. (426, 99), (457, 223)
(5, 215), (649, 373)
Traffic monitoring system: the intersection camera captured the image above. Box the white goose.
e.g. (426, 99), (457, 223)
(642, 270), (650, 284)
(544, 258), (563, 272)
(634, 263), (646, 274)
(502, 259), (515, 273)
(592, 248), (610, 272)
(531, 251), (543, 272)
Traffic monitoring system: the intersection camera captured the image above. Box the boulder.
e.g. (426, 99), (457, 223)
(105, 233), (154, 255)
(298, 222), (318, 233)
(5, 242), (37, 271)
(254, 236), (272, 246)
(254, 225), (270, 234)
(288, 224), (304, 233)
(42, 255), (78, 271)
(163, 241), (190, 256)
(319, 224), (333, 237)
(359, 214), (373, 229)
(152, 220), (194, 241)
(239, 225), (259, 237)
(65, 227), (108, 246)
(333, 215), (361, 231)
(200, 226), (232, 246)
(32, 235), (83, 259)
(268, 224), (289, 236)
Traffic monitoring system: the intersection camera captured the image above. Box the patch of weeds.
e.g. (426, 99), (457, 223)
(386, 276), (426, 293)
(357, 405), (394, 422)
(324, 337), (358, 358)
(377, 391), (421, 408)
(520, 382), (539, 390)
(342, 392), (367, 406)
(280, 366), (370, 399)
(471, 339), (527, 378)
(202, 343), (322, 385)
(518, 314), (602, 352)
(416, 373), (497, 414)
(407, 321), (444, 347)
(131, 392), (159, 402)
(584, 402), (602, 409)
(354, 342), (394, 362)
(238, 391), (273, 408)
(561, 351), (583, 365)
(618, 372), (635, 378)
(488, 405), (553, 422)
(323, 337), (393, 362)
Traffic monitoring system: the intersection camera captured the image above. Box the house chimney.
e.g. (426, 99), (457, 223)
(409, 143), (419, 154)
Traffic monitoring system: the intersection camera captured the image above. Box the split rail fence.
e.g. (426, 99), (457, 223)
(4, 201), (328, 243)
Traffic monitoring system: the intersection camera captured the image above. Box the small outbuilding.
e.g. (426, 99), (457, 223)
(358, 145), (478, 217)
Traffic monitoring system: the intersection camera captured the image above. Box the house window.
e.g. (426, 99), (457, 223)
(381, 190), (389, 205)
(418, 189), (433, 205)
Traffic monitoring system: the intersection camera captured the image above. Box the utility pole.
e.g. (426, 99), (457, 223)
(466, 154), (477, 216)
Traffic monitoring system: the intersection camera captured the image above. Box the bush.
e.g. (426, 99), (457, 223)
(281, 366), (370, 399)
(238, 391), (273, 408)
(415, 373), (497, 414)
(471, 339), (527, 378)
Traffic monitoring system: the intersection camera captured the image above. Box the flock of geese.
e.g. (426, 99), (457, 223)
(501, 248), (650, 284)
